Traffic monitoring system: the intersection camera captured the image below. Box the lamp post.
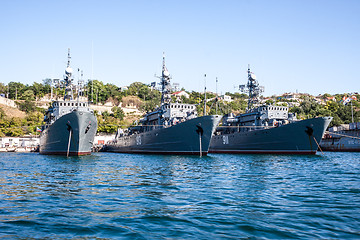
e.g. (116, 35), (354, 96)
(351, 99), (354, 123)
(203, 74), (207, 116)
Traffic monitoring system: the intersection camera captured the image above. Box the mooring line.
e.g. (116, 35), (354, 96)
(67, 130), (72, 157)
(313, 136), (324, 155)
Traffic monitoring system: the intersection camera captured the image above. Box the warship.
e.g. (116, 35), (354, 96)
(105, 54), (221, 155)
(320, 123), (360, 152)
(209, 66), (332, 155)
(39, 49), (98, 156)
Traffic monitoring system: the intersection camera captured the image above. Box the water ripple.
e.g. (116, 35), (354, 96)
(0, 152), (359, 239)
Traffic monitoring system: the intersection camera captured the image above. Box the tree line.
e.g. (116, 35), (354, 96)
(0, 80), (359, 137)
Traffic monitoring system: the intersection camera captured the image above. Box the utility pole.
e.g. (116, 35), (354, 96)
(92, 80), (94, 103)
(351, 99), (354, 123)
(216, 77), (218, 115)
(96, 88), (98, 104)
(203, 74), (207, 116)
(50, 79), (53, 100)
(91, 41), (94, 103)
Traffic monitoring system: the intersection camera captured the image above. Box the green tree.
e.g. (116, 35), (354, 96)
(105, 83), (122, 100)
(0, 83), (7, 95)
(126, 82), (152, 100)
(22, 89), (35, 100)
(16, 100), (37, 113)
(87, 80), (107, 104)
(102, 111), (110, 118)
(1, 117), (24, 136)
(97, 115), (119, 133)
(140, 98), (159, 112)
(8, 82), (26, 100)
(31, 82), (50, 100)
(265, 99), (274, 105)
(111, 106), (125, 120)
(321, 93), (332, 100)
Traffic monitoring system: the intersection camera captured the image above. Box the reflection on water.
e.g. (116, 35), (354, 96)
(0, 152), (359, 239)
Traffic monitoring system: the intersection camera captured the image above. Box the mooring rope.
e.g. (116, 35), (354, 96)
(312, 136), (324, 155)
(67, 130), (72, 157)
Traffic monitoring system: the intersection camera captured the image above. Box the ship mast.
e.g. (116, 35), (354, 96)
(159, 53), (172, 105)
(64, 48), (74, 100)
(240, 65), (264, 110)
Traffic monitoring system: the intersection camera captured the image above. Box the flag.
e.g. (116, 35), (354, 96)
(36, 127), (42, 132)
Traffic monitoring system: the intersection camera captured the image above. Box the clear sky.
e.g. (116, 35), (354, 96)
(1, 0), (359, 96)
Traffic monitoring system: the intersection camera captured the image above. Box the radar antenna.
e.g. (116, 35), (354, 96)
(155, 52), (172, 105)
(64, 48), (74, 100)
(239, 65), (264, 110)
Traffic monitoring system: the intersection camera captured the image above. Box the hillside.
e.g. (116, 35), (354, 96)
(0, 103), (26, 118)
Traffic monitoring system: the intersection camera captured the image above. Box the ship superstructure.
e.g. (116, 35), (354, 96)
(40, 49), (98, 156)
(105, 54), (221, 155)
(209, 66), (332, 154)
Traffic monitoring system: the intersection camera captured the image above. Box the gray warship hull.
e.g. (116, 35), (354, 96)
(40, 111), (98, 156)
(320, 130), (360, 152)
(105, 115), (221, 155)
(209, 117), (332, 154)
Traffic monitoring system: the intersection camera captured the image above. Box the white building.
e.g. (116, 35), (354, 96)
(0, 136), (39, 151)
(94, 134), (116, 145)
(220, 94), (232, 102)
(172, 91), (190, 100)
(0, 95), (17, 108)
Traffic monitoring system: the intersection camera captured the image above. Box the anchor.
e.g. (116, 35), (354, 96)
(305, 126), (324, 155)
(305, 126), (314, 136)
(196, 124), (204, 157)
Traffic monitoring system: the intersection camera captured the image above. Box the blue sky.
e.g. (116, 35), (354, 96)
(1, 0), (359, 96)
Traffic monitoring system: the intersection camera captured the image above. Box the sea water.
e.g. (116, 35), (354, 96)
(0, 152), (359, 239)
